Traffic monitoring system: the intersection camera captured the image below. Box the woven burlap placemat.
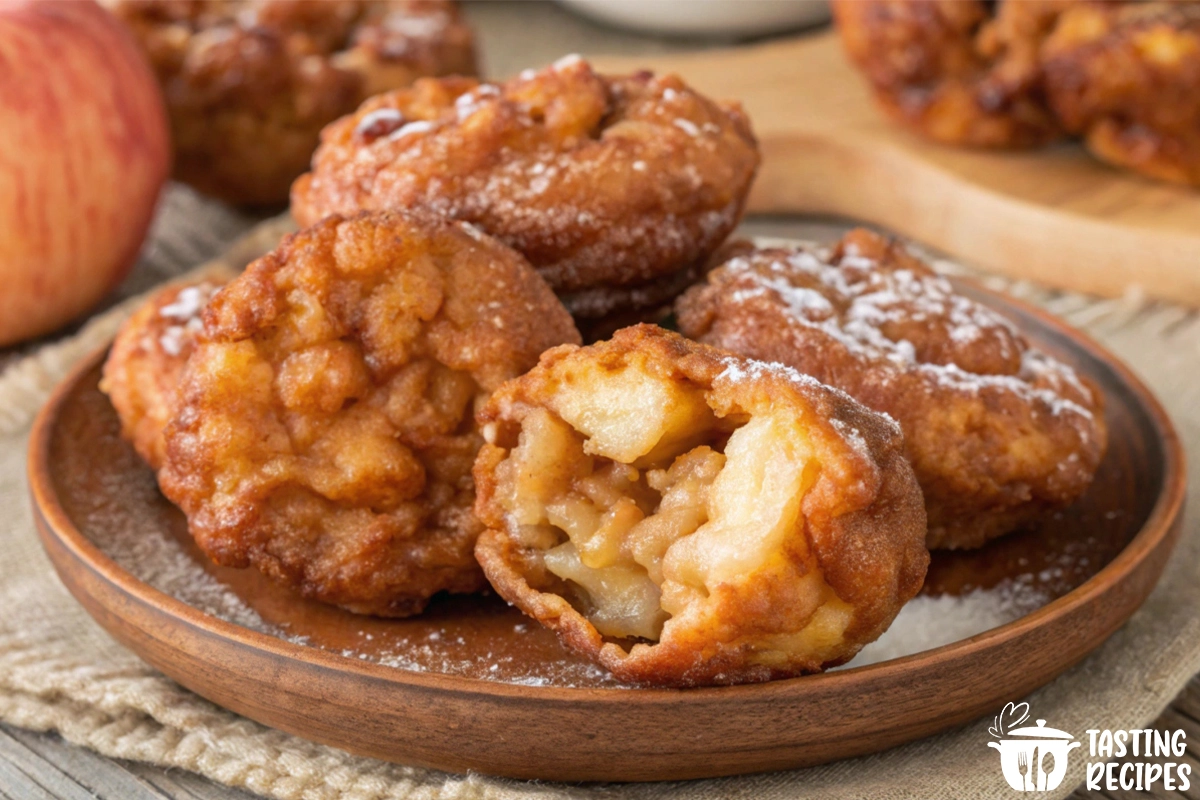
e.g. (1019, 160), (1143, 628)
(0, 186), (1194, 800)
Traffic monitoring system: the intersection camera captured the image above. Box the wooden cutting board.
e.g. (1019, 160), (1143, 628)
(593, 33), (1200, 306)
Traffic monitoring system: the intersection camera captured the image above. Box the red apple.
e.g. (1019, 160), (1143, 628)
(0, 0), (169, 346)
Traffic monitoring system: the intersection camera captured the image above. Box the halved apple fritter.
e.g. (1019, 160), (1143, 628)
(473, 325), (928, 687)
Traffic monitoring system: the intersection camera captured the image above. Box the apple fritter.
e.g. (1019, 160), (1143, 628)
(105, 0), (477, 206)
(676, 229), (1108, 550)
(101, 279), (225, 471)
(1042, 1), (1200, 187)
(473, 325), (928, 687)
(158, 211), (580, 617)
(290, 56), (760, 297)
(831, 0), (1067, 147)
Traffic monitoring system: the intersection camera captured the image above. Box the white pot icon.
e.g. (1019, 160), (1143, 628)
(989, 720), (1080, 792)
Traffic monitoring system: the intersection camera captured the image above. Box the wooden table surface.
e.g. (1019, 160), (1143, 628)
(4, 3), (1197, 798)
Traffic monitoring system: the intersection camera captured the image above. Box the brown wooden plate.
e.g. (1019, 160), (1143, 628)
(28, 280), (1185, 782)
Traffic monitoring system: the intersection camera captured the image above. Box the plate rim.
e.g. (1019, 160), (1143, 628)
(26, 273), (1187, 706)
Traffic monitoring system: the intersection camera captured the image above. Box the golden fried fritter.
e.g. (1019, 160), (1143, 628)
(676, 229), (1107, 550)
(473, 325), (928, 687)
(106, 0), (477, 206)
(157, 211), (580, 616)
(291, 56), (760, 294)
(831, 0), (1067, 147)
(1042, 2), (1200, 187)
(101, 279), (226, 471)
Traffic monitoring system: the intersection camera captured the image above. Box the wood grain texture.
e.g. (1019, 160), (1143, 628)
(0, 725), (166, 800)
(24, 279), (1186, 783)
(591, 34), (1200, 306)
(0, 725), (258, 800)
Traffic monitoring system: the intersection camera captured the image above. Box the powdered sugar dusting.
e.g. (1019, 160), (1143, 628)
(309, 60), (755, 295)
(830, 417), (872, 460)
(90, 491), (623, 687)
(673, 118), (700, 136)
(159, 284), (213, 322)
(86, 480), (296, 638)
(715, 355), (901, 437)
(709, 243), (1098, 425)
(157, 283), (219, 357)
(454, 83), (500, 121)
(381, 10), (450, 39)
(717, 354), (822, 392)
(158, 322), (197, 357)
(457, 221), (488, 242)
(842, 578), (1049, 669)
(354, 108), (405, 141)
(553, 53), (584, 71)
(388, 120), (436, 140)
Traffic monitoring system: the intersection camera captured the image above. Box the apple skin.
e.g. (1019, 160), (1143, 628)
(0, 0), (170, 346)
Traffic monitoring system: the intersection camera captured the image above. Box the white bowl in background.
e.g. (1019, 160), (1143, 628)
(558, 0), (830, 39)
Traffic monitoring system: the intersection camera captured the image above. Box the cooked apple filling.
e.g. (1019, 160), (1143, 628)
(500, 395), (860, 650)
(474, 325), (929, 686)
(499, 402), (723, 640)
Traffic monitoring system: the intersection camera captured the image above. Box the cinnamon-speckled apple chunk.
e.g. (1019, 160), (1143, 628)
(473, 325), (929, 687)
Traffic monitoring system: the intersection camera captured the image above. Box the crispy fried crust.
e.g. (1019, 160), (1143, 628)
(291, 57), (760, 293)
(101, 280), (226, 471)
(1042, 2), (1200, 187)
(831, 0), (1066, 147)
(676, 228), (1107, 550)
(158, 211), (580, 616)
(106, 0), (477, 206)
(473, 325), (928, 687)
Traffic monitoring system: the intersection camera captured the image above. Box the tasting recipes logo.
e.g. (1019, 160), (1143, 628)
(988, 702), (1192, 793)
